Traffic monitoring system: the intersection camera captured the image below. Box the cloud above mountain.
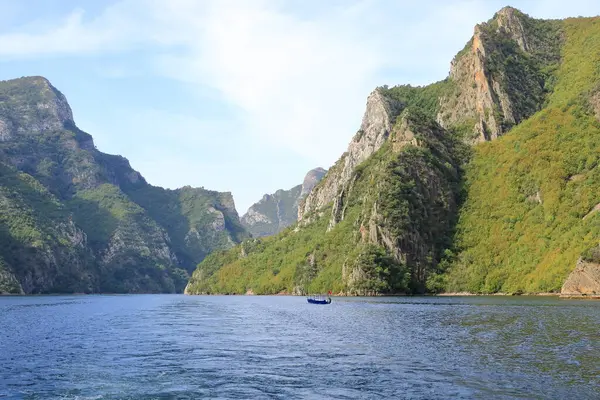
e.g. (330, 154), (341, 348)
(0, 0), (597, 210)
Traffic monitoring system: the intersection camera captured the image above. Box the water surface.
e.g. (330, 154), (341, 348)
(1, 295), (598, 399)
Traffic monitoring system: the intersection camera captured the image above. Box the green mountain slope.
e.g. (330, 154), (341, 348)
(444, 16), (600, 293)
(0, 162), (94, 294)
(0, 77), (248, 294)
(186, 8), (600, 296)
(186, 110), (468, 295)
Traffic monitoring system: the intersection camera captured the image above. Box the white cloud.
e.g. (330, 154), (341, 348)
(1, 0), (598, 211)
(0, 8), (127, 58)
(1, 0), (484, 166)
(151, 0), (386, 164)
(148, 0), (489, 165)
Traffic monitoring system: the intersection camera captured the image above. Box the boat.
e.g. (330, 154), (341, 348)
(307, 293), (332, 304)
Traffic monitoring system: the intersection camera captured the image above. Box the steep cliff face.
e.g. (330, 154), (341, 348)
(561, 257), (600, 297)
(443, 16), (600, 294)
(0, 76), (248, 294)
(242, 168), (326, 237)
(186, 110), (466, 295)
(299, 90), (402, 222)
(437, 6), (562, 141)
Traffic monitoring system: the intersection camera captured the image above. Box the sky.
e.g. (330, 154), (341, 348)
(0, 0), (598, 213)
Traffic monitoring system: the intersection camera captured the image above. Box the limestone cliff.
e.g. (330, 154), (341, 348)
(561, 258), (600, 297)
(299, 90), (402, 222)
(299, 7), (562, 227)
(437, 6), (562, 141)
(186, 7), (600, 296)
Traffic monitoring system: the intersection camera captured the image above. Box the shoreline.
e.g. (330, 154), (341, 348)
(436, 292), (560, 297)
(2, 292), (598, 299)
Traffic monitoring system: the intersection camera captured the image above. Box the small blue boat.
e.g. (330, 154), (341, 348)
(307, 294), (331, 304)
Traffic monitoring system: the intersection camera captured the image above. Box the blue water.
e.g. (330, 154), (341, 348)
(0, 295), (599, 399)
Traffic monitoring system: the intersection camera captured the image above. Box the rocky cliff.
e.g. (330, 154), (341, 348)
(561, 258), (600, 297)
(186, 108), (466, 295)
(0, 77), (247, 294)
(242, 168), (326, 237)
(300, 7), (561, 223)
(186, 8), (600, 296)
(437, 6), (562, 142)
(298, 91), (402, 223)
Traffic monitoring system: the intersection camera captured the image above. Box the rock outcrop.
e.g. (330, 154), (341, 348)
(0, 77), (74, 135)
(561, 258), (600, 297)
(299, 89), (402, 221)
(437, 6), (560, 142)
(300, 168), (327, 197)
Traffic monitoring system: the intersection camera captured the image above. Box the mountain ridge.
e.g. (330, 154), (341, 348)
(185, 7), (600, 296)
(0, 76), (248, 294)
(241, 167), (326, 237)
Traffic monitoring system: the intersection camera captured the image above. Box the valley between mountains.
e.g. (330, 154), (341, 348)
(1, 7), (599, 297)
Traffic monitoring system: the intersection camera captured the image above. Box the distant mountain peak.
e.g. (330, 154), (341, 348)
(301, 167), (327, 197)
(0, 76), (74, 139)
(241, 167), (327, 237)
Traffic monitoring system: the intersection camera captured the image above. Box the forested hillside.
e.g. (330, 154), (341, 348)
(186, 8), (600, 296)
(0, 77), (247, 294)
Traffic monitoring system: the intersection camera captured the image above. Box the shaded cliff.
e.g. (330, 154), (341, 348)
(0, 77), (247, 294)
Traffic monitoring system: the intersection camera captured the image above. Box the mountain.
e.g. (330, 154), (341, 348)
(185, 7), (600, 296)
(0, 76), (247, 294)
(241, 168), (326, 237)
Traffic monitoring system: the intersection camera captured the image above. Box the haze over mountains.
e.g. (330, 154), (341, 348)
(241, 168), (326, 237)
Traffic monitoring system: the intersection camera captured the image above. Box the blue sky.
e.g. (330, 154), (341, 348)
(0, 0), (598, 213)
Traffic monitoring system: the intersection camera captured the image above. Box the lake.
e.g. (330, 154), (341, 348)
(0, 295), (598, 399)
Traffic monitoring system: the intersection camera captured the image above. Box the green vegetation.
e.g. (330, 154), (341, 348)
(187, 112), (466, 295)
(0, 77), (248, 294)
(444, 17), (600, 293)
(0, 161), (95, 293)
(124, 184), (248, 270)
(582, 245), (600, 264)
(378, 79), (455, 121)
(188, 12), (600, 296)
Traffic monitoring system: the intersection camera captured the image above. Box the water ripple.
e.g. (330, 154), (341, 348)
(0, 295), (598, 399)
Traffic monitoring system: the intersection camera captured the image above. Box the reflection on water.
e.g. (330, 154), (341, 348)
(0, 295), (598, 399)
